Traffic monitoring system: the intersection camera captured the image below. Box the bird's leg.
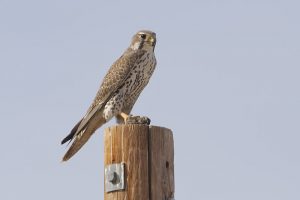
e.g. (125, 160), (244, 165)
(119, 112), (130, 122)
(119, 112), (151, 125)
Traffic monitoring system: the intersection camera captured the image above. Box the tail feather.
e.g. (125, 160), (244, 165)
(61, 119), (82, 145)
(62, 117), (106, 162)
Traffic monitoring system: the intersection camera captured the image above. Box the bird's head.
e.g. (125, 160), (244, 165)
(130, 30), (156, 52)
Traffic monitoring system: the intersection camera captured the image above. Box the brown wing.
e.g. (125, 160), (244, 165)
(72, 49), (146, 138)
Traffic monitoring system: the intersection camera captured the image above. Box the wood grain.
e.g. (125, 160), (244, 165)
(149, 126), (175, 200)
(104, 124), (174, 200)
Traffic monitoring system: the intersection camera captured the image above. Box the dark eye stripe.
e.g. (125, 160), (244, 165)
(138, 40), (144, 49)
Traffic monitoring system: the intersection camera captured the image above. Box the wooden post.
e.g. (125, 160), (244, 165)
(104, 124), (175, 200)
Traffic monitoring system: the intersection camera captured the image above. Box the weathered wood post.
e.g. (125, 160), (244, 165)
(104, 124), (175, 200)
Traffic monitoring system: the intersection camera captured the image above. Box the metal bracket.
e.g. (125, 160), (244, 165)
(105, 162), (125, 193)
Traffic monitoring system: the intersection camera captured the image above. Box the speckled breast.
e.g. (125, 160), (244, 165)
(103, 51), (156, 121)
(123, 51), (156, 106)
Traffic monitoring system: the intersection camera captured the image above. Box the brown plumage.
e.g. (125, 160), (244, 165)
(61, 30), (157, 161)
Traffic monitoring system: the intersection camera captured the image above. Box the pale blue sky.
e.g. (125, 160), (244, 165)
(1, 0), (300, 199)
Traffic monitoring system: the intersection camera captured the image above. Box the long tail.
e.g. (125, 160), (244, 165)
(61, 119), (82, 145)
(61, 116), (106, 162)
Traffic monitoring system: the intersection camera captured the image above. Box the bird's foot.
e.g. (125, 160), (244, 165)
(125, 115), (151, 125)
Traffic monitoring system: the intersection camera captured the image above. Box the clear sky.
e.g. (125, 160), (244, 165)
(1, 0), (299, 199)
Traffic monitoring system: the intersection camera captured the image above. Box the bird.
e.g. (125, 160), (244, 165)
(61, 30), (157, 161)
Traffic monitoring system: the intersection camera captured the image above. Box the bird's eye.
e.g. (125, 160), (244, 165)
(140, 34), (146, 39)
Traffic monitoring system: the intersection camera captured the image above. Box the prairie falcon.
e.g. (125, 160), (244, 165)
(61, 30), (157, 161)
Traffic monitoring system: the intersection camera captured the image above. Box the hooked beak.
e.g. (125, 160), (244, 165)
(148, 36), (156, 47)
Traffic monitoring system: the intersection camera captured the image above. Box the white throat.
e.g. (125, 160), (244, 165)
(131, 42), (140, 50)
